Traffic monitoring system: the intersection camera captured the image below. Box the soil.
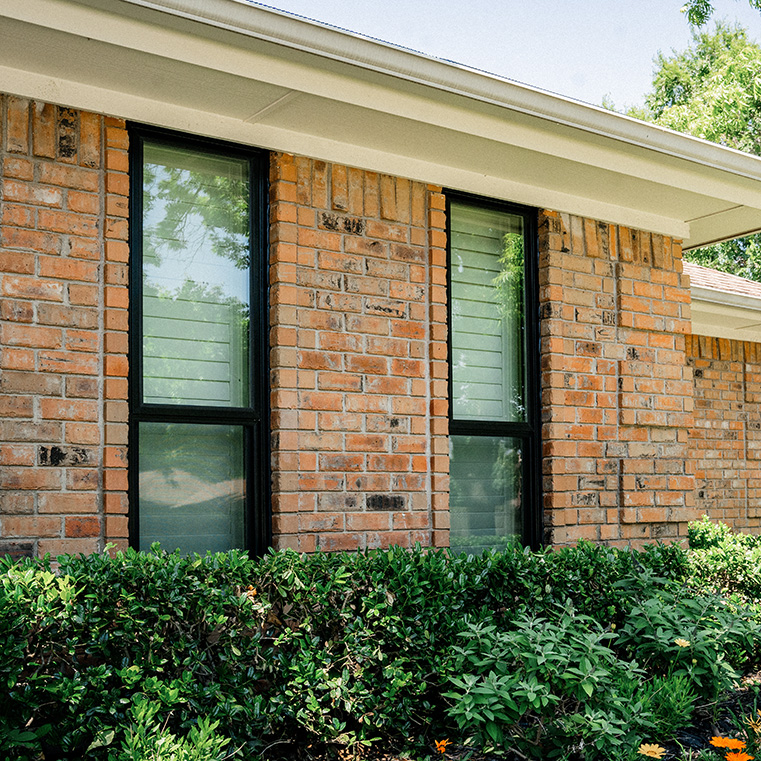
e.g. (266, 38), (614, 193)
(662, 671), (761, 759)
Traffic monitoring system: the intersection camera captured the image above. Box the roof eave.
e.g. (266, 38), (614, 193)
(4, 0), (761, 247)
(121, 0), (761, 185)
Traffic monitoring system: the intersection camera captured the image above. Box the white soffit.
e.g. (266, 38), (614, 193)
(4, 0), (761, 247)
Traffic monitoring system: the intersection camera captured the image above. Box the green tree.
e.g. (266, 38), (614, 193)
(630, 23), (761, 281)
(682, 0), (761, 26)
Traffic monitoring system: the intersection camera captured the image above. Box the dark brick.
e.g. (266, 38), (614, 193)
(366, 494), (406, 512)
(0, 540), (34, 560)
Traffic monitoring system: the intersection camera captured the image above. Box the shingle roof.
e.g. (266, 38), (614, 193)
(683, 261), (761, 301)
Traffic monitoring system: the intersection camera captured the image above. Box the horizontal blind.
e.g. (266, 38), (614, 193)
(450, 203), (526, 422)
(143, 285), (247, 405)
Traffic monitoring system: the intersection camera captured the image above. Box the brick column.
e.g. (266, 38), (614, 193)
(540, 211), (696, 546)
(0, 96), (128, 557)
(428, 186), (449, 548)
(269, 153), (440, 551)
(102, 118), (130, 551)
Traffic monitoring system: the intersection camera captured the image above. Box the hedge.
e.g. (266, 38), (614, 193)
(0, 522), (759, 760)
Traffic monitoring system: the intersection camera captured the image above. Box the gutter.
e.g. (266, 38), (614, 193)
(691, 285), (761, 314)
(118, 0), (761, 184)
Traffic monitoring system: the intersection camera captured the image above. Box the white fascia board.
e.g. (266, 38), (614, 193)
(690, 286), (761, 342)
(0, 63), (691, 240)
(689, 294), (761, 342)
(685, 205), (761, 250)
(691, 285), (761, 314)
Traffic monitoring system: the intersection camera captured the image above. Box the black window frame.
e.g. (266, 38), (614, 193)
(127, 123), (270, 555)
(445, 190), (542, 550)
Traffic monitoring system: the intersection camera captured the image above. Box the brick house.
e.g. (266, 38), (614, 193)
(3, 0), (761, 558)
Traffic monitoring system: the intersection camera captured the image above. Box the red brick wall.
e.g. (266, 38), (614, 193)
(687, 335), (761, 531)
(0, 95), (129, 557)
(539, 211), (697, 546)
(268, 153), (449, 551)
(5, 94), (740, 557)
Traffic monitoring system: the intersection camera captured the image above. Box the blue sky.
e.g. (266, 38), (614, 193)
(258, 0), (761, 108)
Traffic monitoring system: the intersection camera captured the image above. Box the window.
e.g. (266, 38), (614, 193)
(129, 126), (269, 555)
(447, 194), (541, 553)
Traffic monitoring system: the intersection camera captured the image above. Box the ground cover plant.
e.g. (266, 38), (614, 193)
(1, 519), (761, 760)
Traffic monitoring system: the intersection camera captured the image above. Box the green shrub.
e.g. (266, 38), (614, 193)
(687, 518), (761, 604)
(456, 539), (687, 630)
(0, 525), (753, 760)
(615, 587), (760, 699)
(441, 609), (650, 759)
(0, 544), (490, 759)
(253, 543), (487, 750)
(0, 548), (277, 759)
(616, 672), (697, 740)
(687, 515), (761, 550)
(108, 697), (231, 761)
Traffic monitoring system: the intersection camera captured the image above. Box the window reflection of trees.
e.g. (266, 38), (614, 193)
(143, 161), (250, 270)
(493, 231), (526, 422)
(142, 155), (251, 408)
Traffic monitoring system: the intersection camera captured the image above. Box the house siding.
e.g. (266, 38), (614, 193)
(687, 334), (761, 532)
(0, 96), (129, 557)
(0, 93), (755, 556)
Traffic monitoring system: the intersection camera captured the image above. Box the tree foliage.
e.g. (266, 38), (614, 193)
(143, 160), (250, 270)
(630, 23), (761, 280)
(682, 0), (761, 27)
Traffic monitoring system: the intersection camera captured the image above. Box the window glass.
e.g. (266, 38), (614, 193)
(131, 130), (265, 557)
(142, 143), (250, 407)
(448, 197), (537, 553)
(449, 434), (522, 555)
(138, 422), (245, 554)
(450, 204), (525, 422)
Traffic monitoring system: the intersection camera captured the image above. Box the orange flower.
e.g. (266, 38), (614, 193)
(725, 752), (754, 761)
(710, 737), (747, 750)
(434, 739), (451, 754)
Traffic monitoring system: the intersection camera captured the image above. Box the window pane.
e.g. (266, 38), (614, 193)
(138, 422), (246, 554)
(142, 142), (250, 407)
(449, 434), (522, 555)
(450, 203), (525, 422)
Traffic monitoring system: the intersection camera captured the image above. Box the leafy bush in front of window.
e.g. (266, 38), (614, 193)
(1, 523), (760, 760)
(0, 549), (280, 760)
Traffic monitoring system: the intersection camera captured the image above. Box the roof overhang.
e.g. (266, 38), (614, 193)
(690, 286), (761, 343)
(4, 0), (761, 248)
